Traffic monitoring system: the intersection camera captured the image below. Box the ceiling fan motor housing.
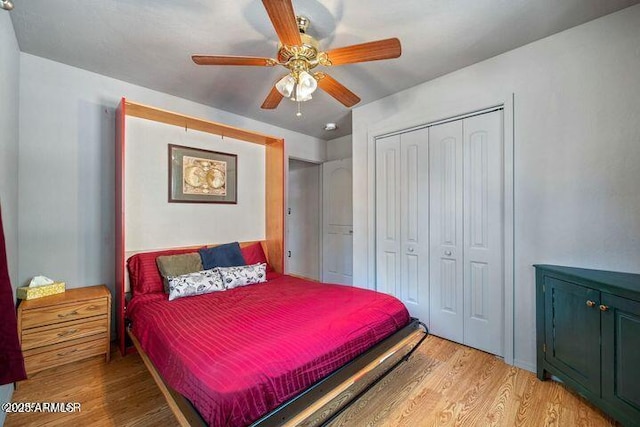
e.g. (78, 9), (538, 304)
(277, 17), (324, 70)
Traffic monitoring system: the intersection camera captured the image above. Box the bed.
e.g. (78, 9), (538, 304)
(115, 103), (427, 426)
(125, 245), (427, 427)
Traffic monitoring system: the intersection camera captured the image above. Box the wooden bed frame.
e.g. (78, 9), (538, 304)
(128, 319), (427, 427)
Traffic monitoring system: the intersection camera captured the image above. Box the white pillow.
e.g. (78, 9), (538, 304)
(218, 263), (267, 289)
(167, 268), (225, 301)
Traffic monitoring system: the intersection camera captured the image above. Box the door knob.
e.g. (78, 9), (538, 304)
(444, 250), (452, 256)
(599, 304), (609, 312)
(586, 300), (596, 308)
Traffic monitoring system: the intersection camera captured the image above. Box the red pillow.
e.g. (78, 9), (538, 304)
(241, 243), (273, 272)
(127, 248), (201, 294)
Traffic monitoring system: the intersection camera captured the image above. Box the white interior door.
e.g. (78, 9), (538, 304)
(429, 120), (464, 343)
(463, 111), (504, 356)
(399, 128), (430, 323)
(322, 158), (353, 285)
(287, 159), (320, 280)
(375, 135), (401, 296)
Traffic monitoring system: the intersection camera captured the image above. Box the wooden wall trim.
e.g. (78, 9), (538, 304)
(115, 99), (126, 356)
(265, 139), (285, 273)
(124, 100), (281, 146)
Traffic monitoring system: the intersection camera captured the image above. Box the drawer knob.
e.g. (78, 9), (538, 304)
(599, 304), (609, 312)
(58, 310), (79, 318)
(445, 250), (452, 256)
(586, 300), (596, 308)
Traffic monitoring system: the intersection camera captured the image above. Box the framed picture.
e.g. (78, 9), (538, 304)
(168, 144), (237, 204)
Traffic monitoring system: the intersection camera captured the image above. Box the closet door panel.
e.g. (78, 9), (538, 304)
(462, 111), (504, 356)
(375, 135), (401, 296)
(429, 121), (463, 342)
(400, 128), (429, 323)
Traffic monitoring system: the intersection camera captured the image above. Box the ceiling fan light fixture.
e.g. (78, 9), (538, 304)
(1, 0), (14, 11)
(296, 71), (317, 99)
(276, 74), (296, 98)
(276, 70), (317, 103)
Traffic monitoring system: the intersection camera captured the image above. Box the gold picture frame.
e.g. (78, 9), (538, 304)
(168, 144), (237, 204)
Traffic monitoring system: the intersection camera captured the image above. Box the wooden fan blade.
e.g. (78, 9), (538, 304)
(316, 73), (361, 108)
(262, 0), (302, 46)
(261, 85), (284, 109)
(192, 55), (277, 66)
(325, 38), (401, 66)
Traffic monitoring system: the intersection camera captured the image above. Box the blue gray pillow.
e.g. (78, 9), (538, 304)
(199, 242), (245, 270)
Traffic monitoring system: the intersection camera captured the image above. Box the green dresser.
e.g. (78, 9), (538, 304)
(535, 265), (640, 426)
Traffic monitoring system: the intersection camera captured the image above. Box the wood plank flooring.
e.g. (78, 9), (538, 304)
(5, 335), (618, 426)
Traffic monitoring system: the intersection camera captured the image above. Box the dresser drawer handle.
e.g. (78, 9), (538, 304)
(58, 310), (79, 318)
(57, 348), (78, 357)
(57, 329), (79, 337)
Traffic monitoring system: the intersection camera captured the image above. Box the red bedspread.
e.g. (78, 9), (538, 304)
(128, 274), (409, 426)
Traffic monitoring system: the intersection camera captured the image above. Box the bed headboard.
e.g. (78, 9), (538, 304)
(115, 99), (285, 355)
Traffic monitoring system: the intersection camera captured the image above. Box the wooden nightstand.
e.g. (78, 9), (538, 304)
(17, 284), (111, 377)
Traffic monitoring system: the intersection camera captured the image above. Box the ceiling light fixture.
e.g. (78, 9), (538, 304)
(324, 122), (337, 131)
(1, 0), (14, 11)
(275, 68), (318, 117)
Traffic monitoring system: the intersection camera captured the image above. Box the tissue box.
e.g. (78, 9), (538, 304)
(17, 282), (66, 300)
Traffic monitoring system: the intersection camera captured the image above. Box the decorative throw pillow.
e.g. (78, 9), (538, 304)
(127, 247), (202, 295)
(156, 253), (203, 293)
(240, 242), (273, 272)
(218, 263), (267, 289)
(167, 268), (225, 301)
(199, 242), (246, 269)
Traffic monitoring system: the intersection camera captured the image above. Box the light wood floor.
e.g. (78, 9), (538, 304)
(6, 335), (618, 427)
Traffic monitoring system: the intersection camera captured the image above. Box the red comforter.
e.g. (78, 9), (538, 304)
(128, 274), (409, 426)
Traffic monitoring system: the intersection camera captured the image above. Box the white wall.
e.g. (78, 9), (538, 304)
(326, 134), (352, 161)
(125, 117), (265, 251)
(18, 54), (326, 297)
(352, 4), (640, 371)
(0, 9), (20, 422)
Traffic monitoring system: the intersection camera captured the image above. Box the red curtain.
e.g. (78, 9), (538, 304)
(0, 205), (26, 385)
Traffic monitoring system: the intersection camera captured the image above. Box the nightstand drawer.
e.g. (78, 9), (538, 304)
(21, 299), (108, 329)
(21, 316), (108, 351)
(23, 337), (106, 374)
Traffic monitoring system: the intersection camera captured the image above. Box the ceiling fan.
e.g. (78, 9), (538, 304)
(191, 0), (401, 115)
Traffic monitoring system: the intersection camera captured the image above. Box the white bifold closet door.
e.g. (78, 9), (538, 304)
(375, 128), (430, 323)
(428, 120), (464, 342)
(376, 110), (503, 357)
(429, 110), (504, 356)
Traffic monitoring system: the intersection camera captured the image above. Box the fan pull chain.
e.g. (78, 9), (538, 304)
(296, 102), (302, 117)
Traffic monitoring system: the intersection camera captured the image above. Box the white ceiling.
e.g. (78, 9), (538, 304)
(9, 0), (640, 139)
